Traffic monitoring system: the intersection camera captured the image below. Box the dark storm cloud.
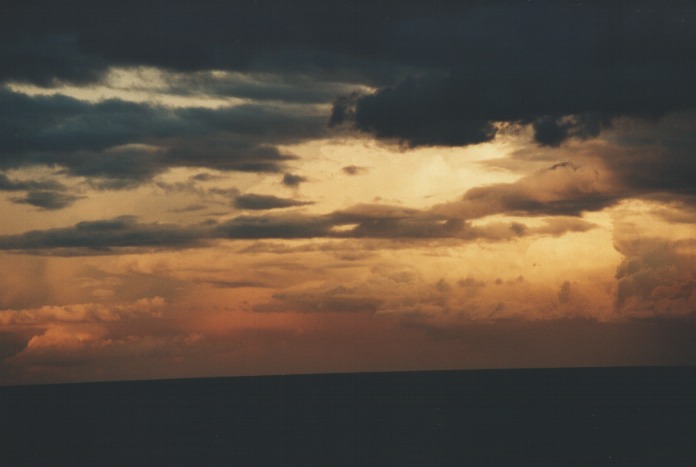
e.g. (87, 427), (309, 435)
(0, 216), (207, 252)
(1, 0), (424, 86)
(5, 1), (692, 95)
(0, 34), (106, 86)
(0, 173), (81, 209)
(595, 114), (696, 197)
(344, 216), (467, 239)
(532, 114), (608, 147)
(281, 173), (307, 187)
(0, 173), (65, 192)
(12, 190), (83, 210)
(233, 194), (314, 210)
(217, 215), (334, 240)
(218, 203), (595, 242)
(485, 113), (696, 207)
(0, 89), (325, 183)
(456, 183), (617, 217)
(349, 75), (498, 147)
(3, 1), (694, 157)
(328, 204), (468, 239)
(334, 2), (696, 146)
(0, 89), (172, 155)
(328, 92), (360, 127)
(163, 143), (297, 175)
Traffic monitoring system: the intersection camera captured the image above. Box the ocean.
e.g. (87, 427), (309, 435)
(2, 366), (695, 465)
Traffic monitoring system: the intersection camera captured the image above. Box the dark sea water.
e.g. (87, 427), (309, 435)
(2, 366), (695, 466)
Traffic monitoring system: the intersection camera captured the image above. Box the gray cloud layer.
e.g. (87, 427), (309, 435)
(0, 190), (598, 255)
(1, 1), (694, 219)
(0, 89), (325, 189)
(5, 2), (693, 132)
(0, 216), (207, 253)
(2, 1), (695, 206)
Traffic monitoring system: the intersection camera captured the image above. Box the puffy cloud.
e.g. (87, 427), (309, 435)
(328, 204), (465, 239)
(24, 324), (109, 351)
(614, 238), (696, 319)
(0, 297), (165, 327)
(247, 257), (608, 323)
(4, 324), (207, 382)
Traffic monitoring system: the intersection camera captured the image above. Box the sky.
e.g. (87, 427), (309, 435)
(1, 0), (696, 385)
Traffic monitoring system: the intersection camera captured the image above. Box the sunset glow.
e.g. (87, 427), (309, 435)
(1, 0), (696, 385)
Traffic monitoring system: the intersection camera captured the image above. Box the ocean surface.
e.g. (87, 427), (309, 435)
(2, 366), (695, 465)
